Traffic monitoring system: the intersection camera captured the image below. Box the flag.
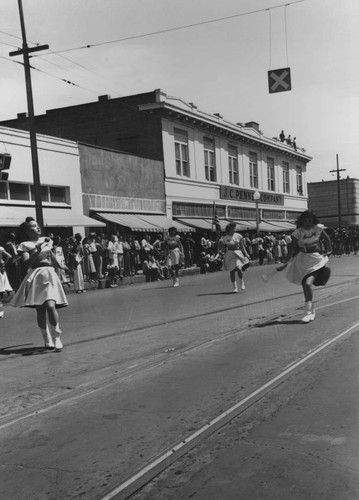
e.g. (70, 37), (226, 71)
(213, 213), (221, 234)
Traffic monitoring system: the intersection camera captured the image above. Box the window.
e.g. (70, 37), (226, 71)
(204, 137), (216, 182)
(1, 181), (69, 203)
(30, 185), (49, 202)
(283, 162), (290, 193)
(50, 186), (67, 203)
(174, 129), (190, 177)
(296, 166), (303, 195)
(249, 152), (258, 188)
(172, 202), (225, 218)
(9, 183), (30, 201)
(0, 181), (7, 200)
(267, 157), (275, 191)
(228, 145), (239, 185)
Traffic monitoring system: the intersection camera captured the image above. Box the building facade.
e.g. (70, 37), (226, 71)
(308, 178), (359, 227)
(0, 89), (312, 233)
(0, 126), (105, 240)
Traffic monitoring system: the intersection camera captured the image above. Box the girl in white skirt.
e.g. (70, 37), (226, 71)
(279, 210), (332, 323)
(220, 223), (250, 293)
(164, 227), (184, 287)
(11, 218), (68, 350)
(0, 246), (13, 318)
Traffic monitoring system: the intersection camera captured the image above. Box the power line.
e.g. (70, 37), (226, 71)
(41, 0), (306, 55)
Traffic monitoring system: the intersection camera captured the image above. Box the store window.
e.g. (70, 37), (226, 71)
(228, 145), (239, 185)
(249, 152), (258, 188)
(174, 129), (190, 177)
(204, 137), (216, 182)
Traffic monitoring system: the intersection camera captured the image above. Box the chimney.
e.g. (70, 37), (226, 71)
(245, 121), (260, 132)
(17, 112), (28, 119)
(98, 95), (111, 102)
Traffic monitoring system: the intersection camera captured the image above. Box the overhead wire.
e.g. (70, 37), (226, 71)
(43, 0), (306, 55)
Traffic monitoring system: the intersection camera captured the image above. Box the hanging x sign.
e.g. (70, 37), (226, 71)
(268, 67), (292, 94)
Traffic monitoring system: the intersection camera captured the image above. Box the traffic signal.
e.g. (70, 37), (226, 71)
(0, 153), (11, 181)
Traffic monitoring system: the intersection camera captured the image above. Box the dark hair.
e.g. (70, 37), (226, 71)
(225, 223), (235, 233)
(296, 210), (320, 228)
(16, 217), (37, 243)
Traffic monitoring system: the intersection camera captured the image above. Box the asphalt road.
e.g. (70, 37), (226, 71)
(0, 256), (359, 500)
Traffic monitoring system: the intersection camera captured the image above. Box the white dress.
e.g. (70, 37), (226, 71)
(222, 233), (248, 272)
(286, 224), (329, 285)
(165, 235), (182, 267)
(0, 247), (13, 293)
(11, 238), (68, 308)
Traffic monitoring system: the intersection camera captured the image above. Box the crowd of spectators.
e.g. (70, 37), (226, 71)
(1, 230), (201, 292)
(2, 225), (359, 295)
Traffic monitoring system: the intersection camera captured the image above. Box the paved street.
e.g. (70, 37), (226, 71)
(0, 256), (359, 499)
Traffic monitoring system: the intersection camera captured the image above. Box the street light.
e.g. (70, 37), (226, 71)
(253, 190), (261, 235)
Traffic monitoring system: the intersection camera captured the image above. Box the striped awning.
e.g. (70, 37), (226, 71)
(94, 212), (194, 232)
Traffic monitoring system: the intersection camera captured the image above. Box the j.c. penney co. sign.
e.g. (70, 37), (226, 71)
(220, 186), (284, 205)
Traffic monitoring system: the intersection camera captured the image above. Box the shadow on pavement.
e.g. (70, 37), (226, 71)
(0, 344), (49, 356)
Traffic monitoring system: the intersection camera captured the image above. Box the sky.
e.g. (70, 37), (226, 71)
(0, 0), (358, 183)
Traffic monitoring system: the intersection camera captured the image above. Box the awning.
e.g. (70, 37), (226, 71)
(228, 219), (257, 231)
(262, 220), (296, 232)
(94, 212), (193, 232)
(175, 218), (215, 231)
(135, 214), (195, 232)
(0, 206), (106, 227)
(94, 212), (160, 231)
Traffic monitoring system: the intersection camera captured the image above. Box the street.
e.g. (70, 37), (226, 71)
(1, 256), (359, 500)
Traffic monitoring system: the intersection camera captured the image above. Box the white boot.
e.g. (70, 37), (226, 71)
(240, 279), (246, 290)
(301, 301), (316, 323)
(232, 282), (238, 293)
(173, 277), (179, 287)
(40, 327), (55, 349)
(49, 324), (63, 351)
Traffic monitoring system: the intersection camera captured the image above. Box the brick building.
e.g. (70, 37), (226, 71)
(308, 178), (359, 227)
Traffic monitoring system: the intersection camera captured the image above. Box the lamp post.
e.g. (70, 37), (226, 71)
(253, 190), (261, 235)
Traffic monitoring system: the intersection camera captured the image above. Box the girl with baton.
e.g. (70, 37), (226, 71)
(274, 210), (332, 323)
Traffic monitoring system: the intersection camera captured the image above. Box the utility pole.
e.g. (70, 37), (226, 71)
(9, 0), (49, 229)
(329, 154), (346, 230)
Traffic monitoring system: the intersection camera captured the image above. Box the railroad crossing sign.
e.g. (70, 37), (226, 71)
(268, 67), (292, 94)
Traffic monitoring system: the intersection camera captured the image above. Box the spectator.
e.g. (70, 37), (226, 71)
(68, 236), (86, 293)
(53, 235), (68, 285)
(279, 130), (285, 142)
(4, 232), (22, 292)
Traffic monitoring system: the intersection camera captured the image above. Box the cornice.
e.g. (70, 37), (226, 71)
(139, 102), (312, 164)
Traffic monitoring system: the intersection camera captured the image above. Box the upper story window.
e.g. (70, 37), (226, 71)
(296, 166), (303, 195)
(283, 161), (290, 193)
(174, 129), (190, 177)
(249, 152), (258, 188)
(203, 137), (216, 182)
(0, 181), (69, 204)
(228, 145), (239, 185)
(267, 157), (275, 191)
(9, 183), (30, 201)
